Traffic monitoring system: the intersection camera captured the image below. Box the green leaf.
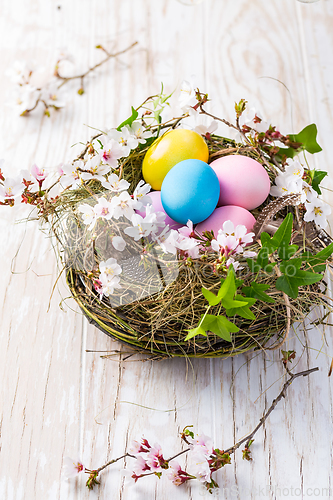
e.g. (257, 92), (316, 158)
(276, 266), (322, 299)
(201, 314), (238, 341)
(217, 266), (236, 301)
(242, 283), (275, 303)
(278, 244), (298, 261)
(311, 241), (333, 262)
(271, 213), (293, 250)
(311, 170), (327, 195)
(184, 325), (207, 341)
(291, 243), (333, 273)
(201, 287), (221, 306)
(117, 106), (139, 130)
(276, 146), (299, 160)
(289, 124), (322, 154)
(261, 232), (277, 254)
(225, 296), (256, 320)
(256, 246), (269, 269)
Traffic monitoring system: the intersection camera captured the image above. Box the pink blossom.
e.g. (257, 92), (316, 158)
(63, 456), (85, 478)
(146, 443), (168, 472)
(93, 197), (114, 220)
(132, 455), (151, 477)
(166, 460), (191, 486)
(99, 137), (124, 168)
(189, 452), (211, 483)
(210, 220), (255, 263)
(31, 164), (48, 183)
(188, 434), (213, 458)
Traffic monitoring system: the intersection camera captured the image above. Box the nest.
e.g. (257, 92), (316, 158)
(47, 131), (332, 360)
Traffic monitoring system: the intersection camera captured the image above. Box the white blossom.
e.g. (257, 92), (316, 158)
(270, 173), (303, 199)
(93, 197), (114, 220)
(128, 121), (153, 143)
(78, 203), (97, 230)
(99, 257), (122, 278)
(304, 196), (331, 229)
(6, 61), (33, 85)
(100, 275), (122, 297)
(107, 126), (138, 156)
(80, 156), (110, 182)
(133, 180), (152, 208)
(124, 213), (157, 241)
(111, 235), (126, 251)
(62, 457), (85, 478)
(101, 173), (130, 192)
(0, 177), (25, 202)
(179, 79), (197, 111)
(12, 84), (40, 115)
(110, 191), (136, 220)
(59, 161), (82, 189)
(40, 80), (66, 109)
(183, 108), (218, 137)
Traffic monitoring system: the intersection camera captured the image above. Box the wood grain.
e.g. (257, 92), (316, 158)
(0, 1), (332, 499)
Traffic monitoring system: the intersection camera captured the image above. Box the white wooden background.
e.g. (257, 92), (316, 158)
(0, 0), (333, 499)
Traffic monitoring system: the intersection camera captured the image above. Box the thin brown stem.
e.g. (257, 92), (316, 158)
(223, 366), (319, 455)
(166, 448), (190, 462)
(96, 453), (136, 473)
(56, 41), (138, 89)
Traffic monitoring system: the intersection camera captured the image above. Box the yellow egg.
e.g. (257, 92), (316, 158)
(142, 129), (209, 190)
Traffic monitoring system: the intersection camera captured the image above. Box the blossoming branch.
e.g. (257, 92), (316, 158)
(63, 360), (319, 493)
(6, 41), (138, 117)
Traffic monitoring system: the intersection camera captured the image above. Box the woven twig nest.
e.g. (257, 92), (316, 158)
(45, 94), (333, 359)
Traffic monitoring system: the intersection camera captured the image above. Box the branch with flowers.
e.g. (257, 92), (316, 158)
(6, 41), (138, 117)
(63, 358), (319, 492)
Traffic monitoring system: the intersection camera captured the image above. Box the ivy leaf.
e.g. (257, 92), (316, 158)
(225, 296), (256, 320)
(276, 146), (299, 160)
(201, 314), (238, 341)
(293, 242), (333, 273)
(261, 231), (277, 254)
(201, 287), (221, 306)
(276, 262), (322, 298)
(117, 106), (139, 130)
(256, 246), (270, 269)
(310, 241), (333, 263)
(310, 170), (328, 195)
(242, 283), (275, 303)
(271, 213), (293, 250)
(184, 325), (207, 341)
(289, 124), (322, 155)
(216, 266), (237, 301)
(278, 243), (298, 261)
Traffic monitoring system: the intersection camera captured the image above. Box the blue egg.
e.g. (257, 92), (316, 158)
(160, 159), (220, 225)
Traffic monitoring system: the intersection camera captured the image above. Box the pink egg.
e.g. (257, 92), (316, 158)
(196, 205), (256, 237)
(137, 190), (182, 230)
(210, 155), (270, 210)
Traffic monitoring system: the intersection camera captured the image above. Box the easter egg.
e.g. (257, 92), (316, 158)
(210, 155), (270, 210)
(196, 205), (256, 236)
(136, 190), (182, 230)
(142, 129), (209, 190)
(161, 159), (220, 225)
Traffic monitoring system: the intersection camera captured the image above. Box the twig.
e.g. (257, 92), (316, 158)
(95, 453), (136, 473)
(56, 41), (138, 89)
(83, 365), (318, 489)
(224, 366), (319, 455)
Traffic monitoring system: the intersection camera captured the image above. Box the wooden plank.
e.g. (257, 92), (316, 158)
(0, 0), (332, 498)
